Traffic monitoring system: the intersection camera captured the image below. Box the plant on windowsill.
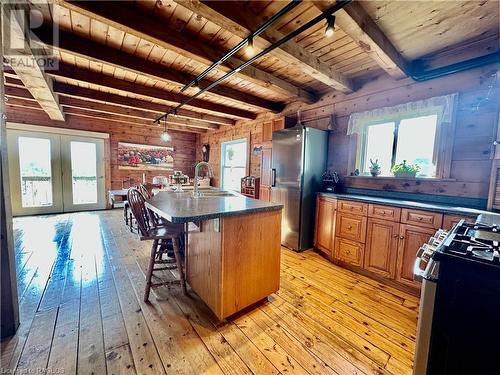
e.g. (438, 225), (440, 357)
(391, 160), (421, 178)
(369, 159), (381, 177)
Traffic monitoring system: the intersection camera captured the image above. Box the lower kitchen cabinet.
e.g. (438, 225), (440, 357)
(365, 218), (399, 279)
(395, 224), (436, 289)
(314, 196), (479, 293)
(314, 196), (336, 257)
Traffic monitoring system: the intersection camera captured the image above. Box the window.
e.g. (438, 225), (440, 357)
(360, 114), (439, 177)
(220, 138), (248, 191)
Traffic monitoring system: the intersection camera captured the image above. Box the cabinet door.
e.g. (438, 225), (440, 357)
(262, 121), (273, 142)
(314, 197), (336, 257)
(259, 186), (271, 202)
(273, 117), (285, 132)
(260, 146), (272, 186)
(396, 224), (435, 288)
(365, 218), (399, 279)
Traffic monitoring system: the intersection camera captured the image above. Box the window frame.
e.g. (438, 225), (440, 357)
(351, 106), (456, 180)
(220, 137), (249, 191)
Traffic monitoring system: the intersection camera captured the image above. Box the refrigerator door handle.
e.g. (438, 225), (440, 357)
(271, 168), (276, 187)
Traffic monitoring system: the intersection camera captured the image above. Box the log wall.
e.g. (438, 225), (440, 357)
(199, 65), (499, 200)
(5, 107), (197, 190)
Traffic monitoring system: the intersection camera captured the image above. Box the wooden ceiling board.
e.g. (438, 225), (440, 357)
(360, 0), (500, 59)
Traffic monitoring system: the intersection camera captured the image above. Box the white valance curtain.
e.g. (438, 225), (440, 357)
(347, 93), (458, 135)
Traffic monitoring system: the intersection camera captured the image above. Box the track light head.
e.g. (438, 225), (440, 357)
(161, 115), (171, 142)
(325, 15), (335, 38)
(246, 36), (255, 56)
(194, 79), (202, 93)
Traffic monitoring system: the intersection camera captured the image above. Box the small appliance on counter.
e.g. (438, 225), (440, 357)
(413, 220), (500, 374)
(240, 176), (260, 199)
(321, 170), (342, 193)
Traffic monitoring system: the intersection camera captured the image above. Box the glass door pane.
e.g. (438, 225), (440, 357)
(18, 137), (53, 208)
(70, 141), (98, 204)
(61, 136), (105, 212)
(7, 130), (63, 216)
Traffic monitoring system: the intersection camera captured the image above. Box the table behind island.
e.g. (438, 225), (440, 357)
(146, 191), (283, 319)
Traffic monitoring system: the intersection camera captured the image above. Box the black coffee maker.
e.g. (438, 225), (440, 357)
(322, 171), (342, 192)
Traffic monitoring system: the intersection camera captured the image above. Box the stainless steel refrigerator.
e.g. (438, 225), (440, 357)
(271, 126), (328, 252)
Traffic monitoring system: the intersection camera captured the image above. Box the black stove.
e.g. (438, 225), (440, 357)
(416, 220), (500, 375)
(438, 222), (500, 265)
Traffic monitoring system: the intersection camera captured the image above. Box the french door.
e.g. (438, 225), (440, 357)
(7, 130), (106, 216)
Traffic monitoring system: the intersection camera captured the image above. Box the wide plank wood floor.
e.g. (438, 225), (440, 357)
(1, 210), (418, 374)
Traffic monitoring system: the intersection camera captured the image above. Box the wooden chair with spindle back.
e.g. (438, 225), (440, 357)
(127, 188), (187, 301)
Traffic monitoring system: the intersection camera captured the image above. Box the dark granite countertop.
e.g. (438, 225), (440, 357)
(145, 190), (283, 224)
(318, 192), (493, 217)
(476, 212), (500, 226)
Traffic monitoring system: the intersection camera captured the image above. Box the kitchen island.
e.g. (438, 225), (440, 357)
(146, 190), (283, 320)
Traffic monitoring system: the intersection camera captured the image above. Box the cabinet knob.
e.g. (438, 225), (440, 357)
(381, 211), (386, 215)
(400, 235), (405, 240)
(347, 225), (353, 230)
(417, 216), (423, 221)
(393, 234), (398, 238)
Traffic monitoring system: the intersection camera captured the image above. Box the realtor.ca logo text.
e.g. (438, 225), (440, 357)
(2, 1), (59, 70)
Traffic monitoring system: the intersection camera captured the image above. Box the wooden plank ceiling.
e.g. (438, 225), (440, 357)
(4, 0), (499, 133)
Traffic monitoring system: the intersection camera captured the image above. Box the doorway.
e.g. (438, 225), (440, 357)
(7, 128), (106, 216)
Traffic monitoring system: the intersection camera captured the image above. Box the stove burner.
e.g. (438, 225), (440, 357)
(441, 222), (500, 265)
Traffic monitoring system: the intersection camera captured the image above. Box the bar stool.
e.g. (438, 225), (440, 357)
(127, 188), (187, 301)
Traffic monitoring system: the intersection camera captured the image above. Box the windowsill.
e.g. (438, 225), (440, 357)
(345, 175), (457, 182)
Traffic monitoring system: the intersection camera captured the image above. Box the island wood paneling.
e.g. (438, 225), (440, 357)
(200, 65), (499, 201)
(6, 106), (197, 190)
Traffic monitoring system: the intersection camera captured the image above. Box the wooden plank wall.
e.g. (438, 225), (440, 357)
(198, 121), (262, 187)
(199, 65), (499, 200)
(5, 107), (197, 189)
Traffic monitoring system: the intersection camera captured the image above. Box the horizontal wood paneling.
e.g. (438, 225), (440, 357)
(202, 65), (499, 199)
(6, 106), (197, 190)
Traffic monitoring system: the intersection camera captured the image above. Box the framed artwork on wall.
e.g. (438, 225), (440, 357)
(117, 142), (174, 170)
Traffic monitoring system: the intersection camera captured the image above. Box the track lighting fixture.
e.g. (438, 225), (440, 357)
(246, 36), (255, 56)
(325, 15), (335, 37)
(160, 115), (171, 142)
(194, 79), (201, 92)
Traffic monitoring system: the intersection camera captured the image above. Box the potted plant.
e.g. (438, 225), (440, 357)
(369, 159), (381, 177)
(391, 160), (421, 178)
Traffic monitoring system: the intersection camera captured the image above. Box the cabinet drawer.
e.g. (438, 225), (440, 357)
(335, 213), (367, 243)
(337, 200), (368, 215)
(401, 208), (443, 229)
(368, 204), (401, 222)
(442, 214), (475, 230)
(334, 238), (364, 267)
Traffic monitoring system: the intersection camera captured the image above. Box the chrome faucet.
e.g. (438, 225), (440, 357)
(193, 161), (213, 198)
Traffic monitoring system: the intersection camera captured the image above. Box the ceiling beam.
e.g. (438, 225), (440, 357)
(176, 0), (353, 92)
(59, 97), (219, 130)
(54, 0), (316, 104)
(6, 96), (206, 134)
(47, 64), (257, 120)
(4, 75), (234, 126)
(34, 26), (284, 113)
(2, 3), (65, 120)
(315, 1), (408, 79)
(5, 82), (219, 129)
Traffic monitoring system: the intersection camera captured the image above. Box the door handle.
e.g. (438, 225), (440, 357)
(271, 168), (276, 187)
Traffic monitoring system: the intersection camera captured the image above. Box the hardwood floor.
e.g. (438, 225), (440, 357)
(1, 210), (418, 374)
